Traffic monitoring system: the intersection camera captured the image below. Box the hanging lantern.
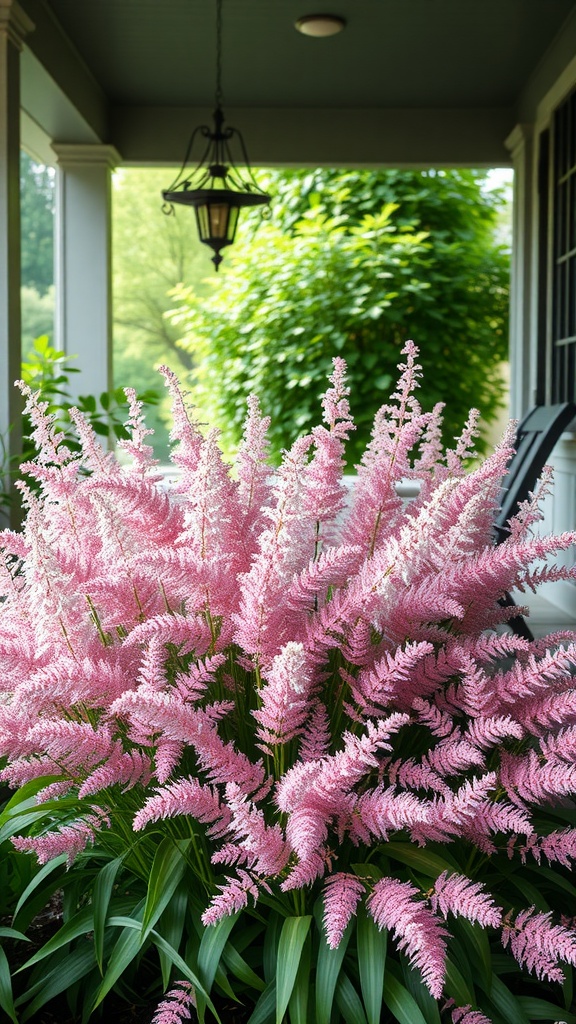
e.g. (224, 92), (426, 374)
(162, 0), (270, 270)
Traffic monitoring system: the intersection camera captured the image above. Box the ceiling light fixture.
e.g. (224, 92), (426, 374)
(162, 0), (270, 271)
(295, 14), (346, 37)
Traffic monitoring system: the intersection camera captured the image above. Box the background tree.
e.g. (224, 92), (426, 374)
(170, 169), (510, 464)
(20, 153), (55, 352)
(20, 152), (54, 296)
(112, 168), (215, 456)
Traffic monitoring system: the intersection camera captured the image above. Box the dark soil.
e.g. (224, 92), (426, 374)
(31, 997), (156, 1024)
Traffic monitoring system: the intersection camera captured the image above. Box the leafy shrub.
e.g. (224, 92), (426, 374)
(0, 336), (159, 515)
(171, 169), (509, 464)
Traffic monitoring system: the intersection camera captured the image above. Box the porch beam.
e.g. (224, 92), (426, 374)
(18, 0), (108, 143)
(0, 0), (34, 527)
(111, 105), (515, 168)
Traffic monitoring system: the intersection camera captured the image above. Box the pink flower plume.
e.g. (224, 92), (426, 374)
(367, 877), (448, 998)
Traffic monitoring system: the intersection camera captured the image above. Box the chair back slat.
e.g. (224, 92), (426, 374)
(495, 402), (576, 541)
(495, 401), (575, 639)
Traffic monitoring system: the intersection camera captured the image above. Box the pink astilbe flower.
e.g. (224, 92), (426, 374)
(158, 365), (203, 481)
(4, 344), (576, 1013)
(367, 877), (448, 998)
(236, 394), (272, 541)
(118, 386), (158, 475)
(134, 777), (231, 837)
(538, 827), (576, 867)
(430, 871), (502, 927)
(280, 714), (409, 888)
(298, 700), (331, 761)
(78, 747), (152, 797)
(209, 782), (289, 880)
(233, 434), (315, 663)
(152, 981), (195, 1024)
(502, 907), (576, 983)
(253, 641), (311, 747)
(299, 356), (355, 530)
(323, 872), (366, 948)
(12, 810), (109, 866)
(201, 868), (260, 926)
(451, 1006), (492, 1024)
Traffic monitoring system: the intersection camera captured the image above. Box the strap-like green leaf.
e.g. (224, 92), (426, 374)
(0, 927), (29, 943)
(140, 837), (189, 944)
(482, 973), (531, 1024)
(275, 916), (312, 1024)
(444, 957), (474, 1006)
(288, 931), (311, 1024)
(453, 917), (492, 989)
(357, 908), (386, 1024)
(198, 911), (239, 992)
(12, 853), (67, 921)
(0, 946), (18, 1024)
(93, 856), (124, 972)
(384, 842), (458, 876)
(156, 881), (189, 990)
(315, 917), (354, 1024)
(17, 905), (95, 970)
(398, 957), (441, 1024)
(383, 973), (428, 1024)
(247, 979), (276, 1024)
(517, 996), (576, 1022)
(0, 776), (60, 820)
(335, 972), (368, 1024)
(106, 914), (217, 1022)
(526, 863), (576, 900)
(222, 941), (266, 992)
(91, 919), (143, 1011)
(263, 913), (284, 984)
(18, 944), (98, 1021)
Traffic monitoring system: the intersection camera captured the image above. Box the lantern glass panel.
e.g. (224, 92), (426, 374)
(208, 203), (231, 240)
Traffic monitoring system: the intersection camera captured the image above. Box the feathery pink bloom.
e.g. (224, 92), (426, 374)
(134, 777), (231, 837)
(201, 868), (260, 925)
(367, 877), (448, 998)
(323, 872), (366, 948)
(253, 641), (311, 747)
(3, 343), (576, 1008)
(12, 811), (109, 866)
(152, 981), (195, 1024)
(502, 907), (576, 983)
(430, 871), (502, 927)
(451, 1006), (492, 1024)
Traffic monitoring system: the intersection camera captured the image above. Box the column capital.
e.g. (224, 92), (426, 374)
(505, 123), (534, 161)
(0, 0), (34, 49)
(52, 143), (122, 170)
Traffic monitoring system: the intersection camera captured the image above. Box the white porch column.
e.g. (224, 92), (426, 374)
(0, 0), (33, 526)
(52, 144), (120, 402)
(505, 124), (535, 419)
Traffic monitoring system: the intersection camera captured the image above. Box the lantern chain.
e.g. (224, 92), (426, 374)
(215, 0), (223, 110)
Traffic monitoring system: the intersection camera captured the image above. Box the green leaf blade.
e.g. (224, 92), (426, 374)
(140, 837), (188, 945)
(275, 916), (312, 1024)
(357, 909), (387, 1024)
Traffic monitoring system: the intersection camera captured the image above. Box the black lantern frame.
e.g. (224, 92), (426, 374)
(162, 0), (270, 270)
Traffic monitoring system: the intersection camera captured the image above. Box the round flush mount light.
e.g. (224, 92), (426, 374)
(295, 14), (346, 37)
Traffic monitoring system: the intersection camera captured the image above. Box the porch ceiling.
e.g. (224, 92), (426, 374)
(17, 0), (576, 166)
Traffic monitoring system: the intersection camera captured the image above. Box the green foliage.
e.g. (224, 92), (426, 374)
(21, 285), (54, 353)
(112, 168), (215, 458)
(1, 678), (573, 1023)
(0, 336), (159, 513)
(171, 169), (510, 464)
(20, 152), (55, 296)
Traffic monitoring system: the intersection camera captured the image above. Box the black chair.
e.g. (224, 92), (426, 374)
(495, 402), (576, 640)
